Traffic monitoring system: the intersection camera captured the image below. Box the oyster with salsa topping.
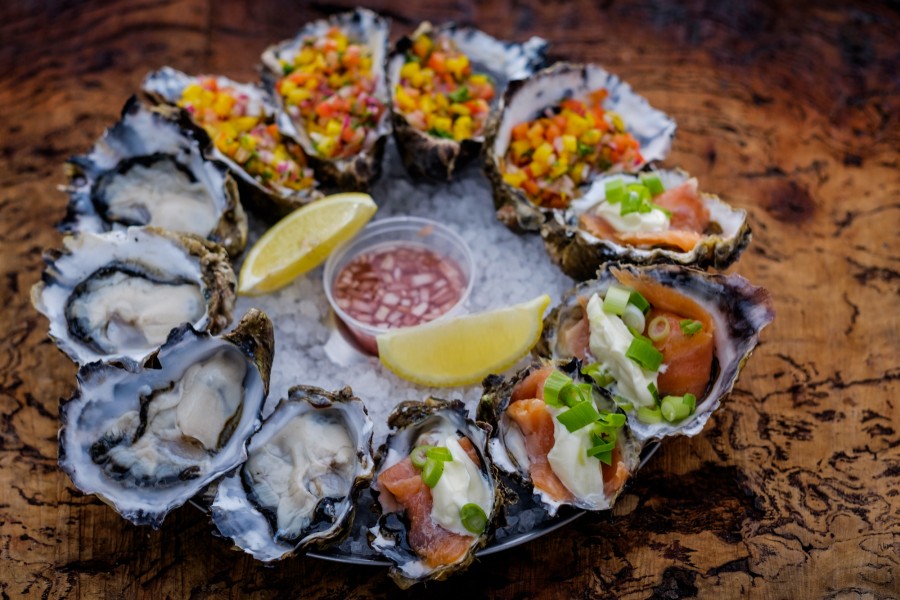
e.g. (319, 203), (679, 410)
(368, 398), (500, 589)
(260, 8), (391, 191)
(542, 169), (752, 280)
(60, 96), (247, 258)
(388, 21), (548, 181)
(484, 62), (676, 231)
(209, 385), (374, 561)
(534, 263), (774, 442)
(143, 67), (321, 219)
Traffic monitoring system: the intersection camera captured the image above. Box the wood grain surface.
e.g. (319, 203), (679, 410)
(1, 0), (898, 598)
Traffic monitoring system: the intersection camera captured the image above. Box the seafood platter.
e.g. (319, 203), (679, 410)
(32, 8), (775, 588)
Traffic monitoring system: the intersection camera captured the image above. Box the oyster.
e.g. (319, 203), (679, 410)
(479, 359), (641, 515)
(542, 169), (752, 280)
(143, 67), (321, 219)
(388, 22), (548, 181)
(369, 398), (499, 589)
(260, 8), (391, 191)
(60, 96), (247, 258)
(535, 263), (775, 442)
(209, 385), (374, 561)
(58, 309), (274, 528)
(484, 62), (676, 231)
(31, 226), (235, 366)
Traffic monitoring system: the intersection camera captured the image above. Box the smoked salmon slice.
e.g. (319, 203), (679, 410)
(506, 398), (573, 503)
(652, 180), (709, 232)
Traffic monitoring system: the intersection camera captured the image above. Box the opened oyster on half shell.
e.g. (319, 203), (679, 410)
(479, 359), (641, 516)
(535, 263), (774, 442)
(143, 67), (321, 218)
(260, 8), (391, 191)
(388, 21), (548, 181)
(484, 62), (676, 232)
(31, 226), (235, 366)
(58, 309), (274, 528)
(542, 169), (752, 280)
(209, 385), (374, 561)
(60, 96), (247, 258)
(369, 398), (500, 589)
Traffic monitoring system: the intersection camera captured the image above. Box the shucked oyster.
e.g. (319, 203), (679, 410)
(31, 226), (235, 366)
(542, 169), (752, 280)
(58, 310), (274, 528)
(535, 263), (774, 442)
(260, 8), (391, 191)
(388, 22), (548, 181)
(479, 359), (640, 516)
(484, 62), (676, 232)
(143, 67), (321, 219)
(209, 385), (374, 561)
(369, 398), (500, 589)
(60, 96), (247, 258)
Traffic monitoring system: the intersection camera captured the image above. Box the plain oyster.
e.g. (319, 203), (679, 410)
(209, 385), (374, 561)
(31, 226), (235, 366)
(387, 21), (547, 181)
(60, 96), (247, 258)
(535, 263), (775, 442)
(260, 8), (391, 191)
(58, 309), (274, 528)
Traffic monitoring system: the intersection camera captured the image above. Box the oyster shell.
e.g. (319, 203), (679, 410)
(260, 8), (390, 191)
(535, 263), (775, 442)
(60, 96), (247, 258)
(58, 309), (274, 528)
(387, 22), (548, 181)
(368, 398), (499, 589)
(31, 226), (236, 366)
(209, 385), (374, 561)
(542, 169), (752, 280)
(484, 62), (677, 231)
(143, 67), (322, 219)
(479, 359), (641, 515)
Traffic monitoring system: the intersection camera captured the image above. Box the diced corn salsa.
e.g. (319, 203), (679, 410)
(275, 27), (385, 160)
(501, 91), (644, 209)
(393, 33), (495, 142)
(178, 77), (315, 192)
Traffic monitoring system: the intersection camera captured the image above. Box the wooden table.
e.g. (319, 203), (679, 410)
(2, 1), (897, 597)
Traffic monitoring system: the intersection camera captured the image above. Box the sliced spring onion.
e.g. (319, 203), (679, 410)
(559, 382), (593, 407)
(596, 412), (627, 428)
(628, 290), (650, 314)
(647, 381), (659, 403)
(582, 362), (614, 387)
(684, 393), (697, 413)
(614, 395), (634, 411)
(542, 370), (572, 407)
(448, 86), (470, 103)
(605, 178), (626, 203)
(556, 400), (601, 432)
(637, 405), (663, 424)
(421, 457), (444, 488)
(679, 319), (703, 336)
(647, 316), (671, 342)
(620, 190), (642, 215)
(623, 303), (646, 334)
(660, 395), (694, 423)
(409, 445), (431, 469)
(586, 438), (616, 462)
(459, 503), (488, 534)
(426, 446), (453, 462)
(640, 172), (665, 196)
(603, 285), (632, 315)
(626, 337), (664, 371)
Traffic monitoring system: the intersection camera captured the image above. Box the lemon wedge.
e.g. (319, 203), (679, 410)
(376, 295), (552, 387)
(238, 192), (377, 295)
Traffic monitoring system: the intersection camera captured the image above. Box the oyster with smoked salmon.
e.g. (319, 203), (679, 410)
(368, 398), (500, 588)
(535, 264), (774, 442)
(542, 169), (752, 280)
(479, 359), (640, 515)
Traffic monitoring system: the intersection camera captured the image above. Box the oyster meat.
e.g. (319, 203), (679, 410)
(58, 310), (274, 528)
(484, 62), (676, 231)
(260, 8), (391, 191)
(143, 67), (321, 219)
(209, 385), (374, 561)
(479, 359), (640, 515)
(31, 226), (235, 365)
(542, 169), (752, 279)
(369, 398), (499, 589)
(535, 263), (775, 442)
(388, 22), (547, 181)
(60, 96), (247, 258)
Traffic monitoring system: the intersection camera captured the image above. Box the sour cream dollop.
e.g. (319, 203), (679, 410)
(430, 436), (492, 536)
